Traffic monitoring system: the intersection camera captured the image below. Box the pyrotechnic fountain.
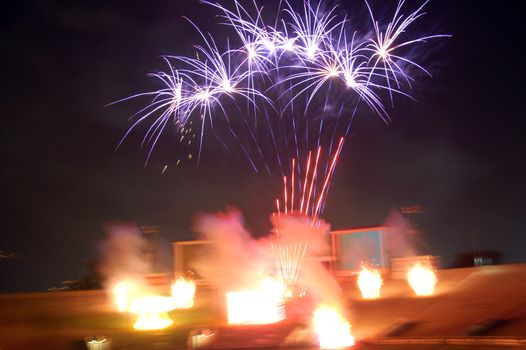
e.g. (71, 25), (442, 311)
(271, 140), (344, 297)
(110, 277), (196, 331)
(99, 226), (198, 331)
(171, 277), (196, 309)
(357, 265), (383, 300)
(124, 277), (196, 331)
(226, 277), (286, 325)
(407, 262), (438, 296)
(111, 280), (140, 312)
(313, 305), (355, 349)
(129, 295), (177, 331)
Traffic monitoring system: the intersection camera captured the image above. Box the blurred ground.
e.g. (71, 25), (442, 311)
(347, 263), (526, 339)
(1, 263), (526, 349)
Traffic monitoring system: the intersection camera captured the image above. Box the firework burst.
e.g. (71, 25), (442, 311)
(114, 0), (447, 168)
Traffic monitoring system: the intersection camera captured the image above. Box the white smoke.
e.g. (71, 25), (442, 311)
(191, 209), (274, 292)
(191, 209), (347, 318)
(383, 210), (418, 259)
(98, 223), (148, 293)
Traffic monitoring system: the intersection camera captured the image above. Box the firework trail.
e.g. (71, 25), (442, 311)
(276, 137), (344, 219)
(114, 0), (448, 169)
(271, 138), (344, 291)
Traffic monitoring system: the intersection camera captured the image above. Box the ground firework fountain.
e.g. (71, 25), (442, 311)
(357, 265), (383, 300)
(171, 277), (196, 309)
(226, 277), (286, 325)
(407, 262), (438, 296)
(130, 295), (177, 331)
(313, 305), (355, 349)
(271, 139), (344, 296)
(99, 226), (197, 331)
(111, 280), (140, 312)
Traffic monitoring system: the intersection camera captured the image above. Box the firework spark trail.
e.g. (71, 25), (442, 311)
(115, 0), (447, 167)
(299, 150), (312, 213)
(272, 231), (309, 289)
(272, 139), (344, 289)
(291, 158), (295, 212)
(283, 175), (288, 214)
(313, 136), (344, 220)
(363, 0), (451, 104)
(276, 137), (344, 219)
(306, 147), (322, 217)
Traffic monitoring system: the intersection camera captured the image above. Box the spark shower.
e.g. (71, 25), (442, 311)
(115, 0), (448, 174)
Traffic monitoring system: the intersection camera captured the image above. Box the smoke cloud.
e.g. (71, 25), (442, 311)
(98, 223), (147, 290)
(191, 209), (346, 314)
(191, 209), (274, 291)
(384, 210), (418, 260)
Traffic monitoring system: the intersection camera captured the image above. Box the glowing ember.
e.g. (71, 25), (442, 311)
(226, 277), (285, 325)
(171, 277), (196, 309)
(407, 262), (438, 296)
(133, 311), (173, 331)
(313, 306), (354, 349)
(112, 280), (139, 312)
(357, 266), (383, 300)
(129, 295), (176, 331)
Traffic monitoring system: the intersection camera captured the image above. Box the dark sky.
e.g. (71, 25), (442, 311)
(1, 0), (525, 292)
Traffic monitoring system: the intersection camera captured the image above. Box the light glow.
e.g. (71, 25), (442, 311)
(194, 88), (211, 102)
(326, 66), (339, 78)
(171, 277), (196, 309)
(306, 45), (318, 60)
(112, 280), (139, 312)
(85, 337), (111, 350)
(221, 79), (234, 93)
(407, 262), (438, 296)
(344, 72), (357, 88)
(226, 277), (286, 325)
(313, 306), (355, 349)
(116, 0), (448, 166)
(129, 295), (177, 331)
(357, 266), (383, 299)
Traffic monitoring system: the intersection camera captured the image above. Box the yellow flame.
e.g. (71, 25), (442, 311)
(407, 262), (437, 296)
(226, 277), (286, 325)
(130, 295), (176, 331)
(357, 266), (383, 299)
(133, 311), (174, 331)
(171, 278), (196, 309)
(112, 280), (139, 312)
(313, 306), (355, 349)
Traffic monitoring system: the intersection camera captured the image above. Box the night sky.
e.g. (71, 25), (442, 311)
(2, 0), (525, 293)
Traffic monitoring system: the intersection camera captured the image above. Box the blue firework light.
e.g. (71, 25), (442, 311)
(115, 0), (448, 170)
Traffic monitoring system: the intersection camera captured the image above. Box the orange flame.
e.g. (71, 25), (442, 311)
(171, 277), (196, 309)
(112, 280), (139, 312)
(313, 306), (355, 349)
(226, 277), (286, 325)
(407, 262), (437, 296)
(129, 295), (176, 331)
(357, 266), (383, 299)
